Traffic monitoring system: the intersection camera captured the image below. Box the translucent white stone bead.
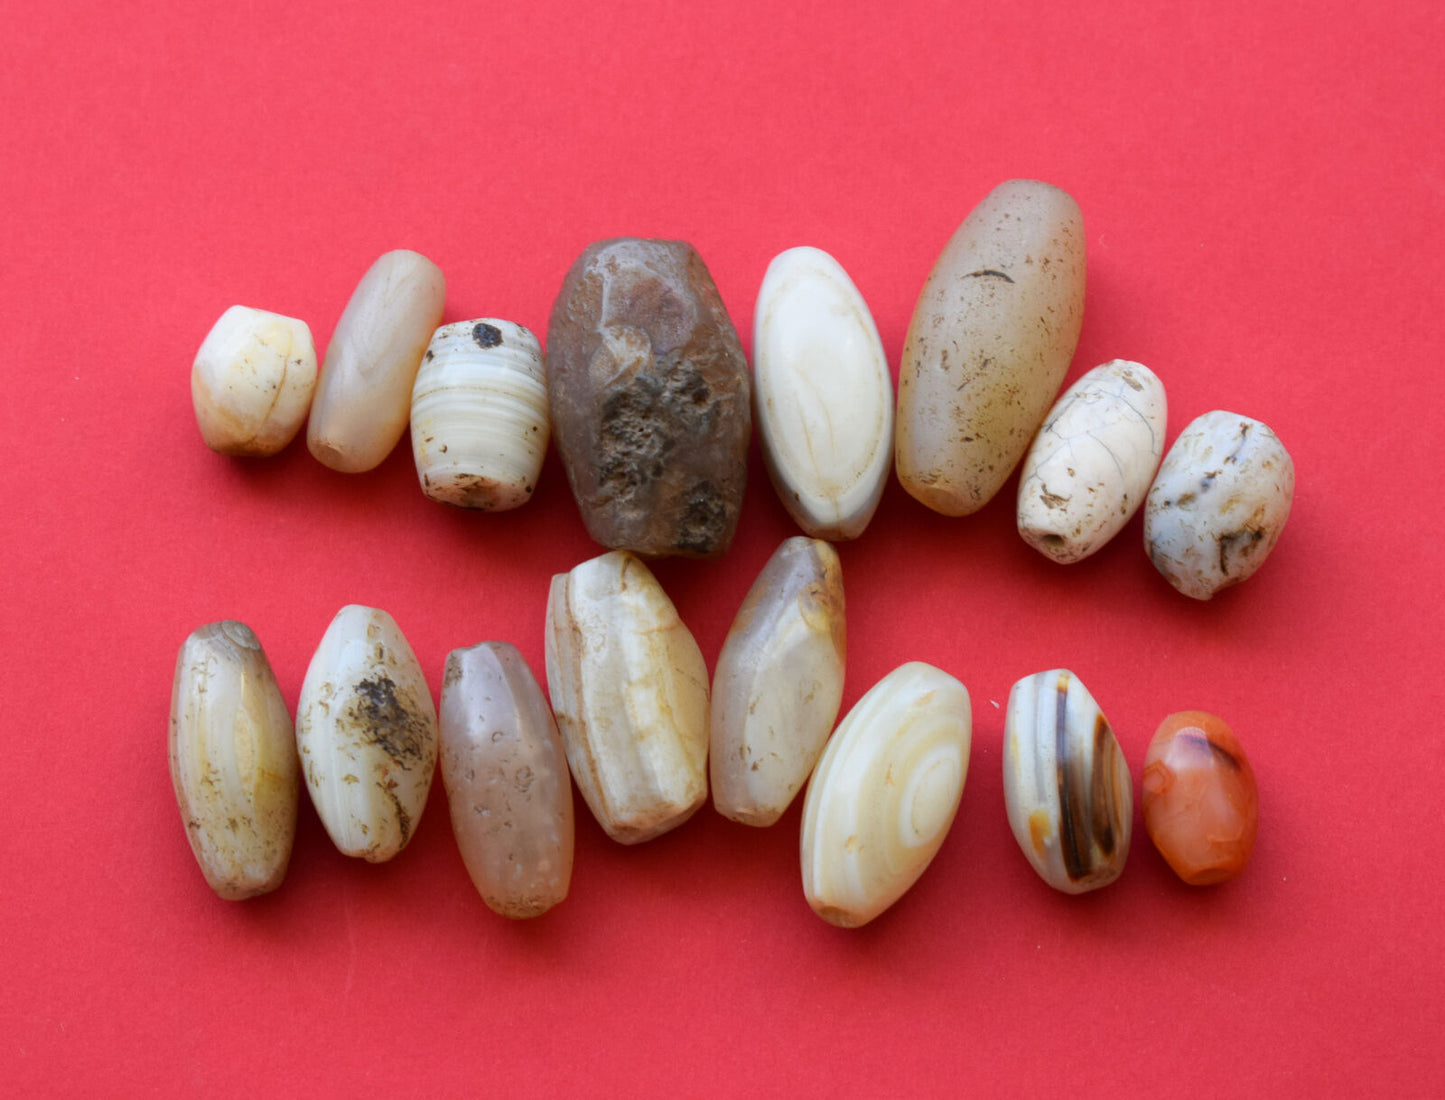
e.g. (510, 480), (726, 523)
(191, 306), (317, 456)
(801, 662), (972, 927)
(754, 247), (893, 540)
(1017, 359), (1167, 563)
(411, 319), (549, 510)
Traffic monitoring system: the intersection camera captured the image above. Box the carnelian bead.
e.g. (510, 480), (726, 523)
(1142, 711), (1259, 885)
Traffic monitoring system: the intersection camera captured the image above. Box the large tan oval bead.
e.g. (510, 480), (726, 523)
(308, 250), (446, 472)
(1017, 359), (1167, 563)
(439, 642), (574, 917)
(169, 621), (298, 899)
(544, 551), (710, 843)
(801, 662), (972, 928)
(410, 319), (549, 510)
(1003, 669), (1132, 893)
(753, 247), (893, 540)
(896, 180), (1086, 516)
(1144, 411), (1295, 599)
(191, 306), (318, 456)
(711, 537), (846, 826)
(296, 605), (438, 861)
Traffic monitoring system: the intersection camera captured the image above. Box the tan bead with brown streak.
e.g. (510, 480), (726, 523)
(308, 249), (446, 472)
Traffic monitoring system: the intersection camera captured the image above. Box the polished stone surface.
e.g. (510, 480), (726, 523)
(1143, 711), (1259, 884)
(192, 305), (317, 457)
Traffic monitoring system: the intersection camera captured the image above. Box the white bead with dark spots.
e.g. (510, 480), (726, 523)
(411, 319), (549, 510)
(1017, 360), (1166, 563)
(1003, 669), (1132, 893)
(1144, 411), (1295, 599)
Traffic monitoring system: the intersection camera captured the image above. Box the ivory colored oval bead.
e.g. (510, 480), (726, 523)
(1017, 359), (1167, 563)
(754, 247), (893, 540)
(439, 642), (574, 917)
(1003, 669), (1132, 893)
(1143, 711), (1259, 885)
(544, 551), (710, 843)
(169, 621), (298, 899)
(1144, 411), (1295, 599)
(711, 537), (846, 826)
(191, 305), (318, 456)
(411, 319), (549, 510)
(296, 605), (438, 861)
(308, 249), (446, 472)
(801, 662), (971, 928)
(896, 179), (1086, 516)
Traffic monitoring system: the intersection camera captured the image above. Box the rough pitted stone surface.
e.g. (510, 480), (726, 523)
(546, 238), (751, 558)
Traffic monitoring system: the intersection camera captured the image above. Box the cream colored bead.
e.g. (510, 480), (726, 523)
(801, 662), (972, 927)
(411, 319), (549, 509)
(1017, 360), (1167, 562)
(896, 180), (1086, 516)
(308, 250), (446, 473)
(711, 537), (846, 826)
(753, 247), (893, 540)
(1003, 669), (1131, 893)
(191, 306), (317, 456)
(1145, 411), (1295, 599)
(296, 605), (438, 861)
(169, 621), (298, 899)
(544, 551), (710, 844)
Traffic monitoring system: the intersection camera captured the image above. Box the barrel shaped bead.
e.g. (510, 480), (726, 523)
(192, 306), (318, 457)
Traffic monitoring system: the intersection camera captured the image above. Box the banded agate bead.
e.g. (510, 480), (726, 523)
(1142, 711), (1258, 884)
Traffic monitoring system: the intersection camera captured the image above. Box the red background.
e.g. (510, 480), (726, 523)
(3, 1), (1442, 1094)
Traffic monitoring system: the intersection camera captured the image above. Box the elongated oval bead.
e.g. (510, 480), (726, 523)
(192, 306), (318, 456)
(439, 642), (574, 917)
(308, 250), (446, 472)
(711, 537), (846, 826)
(411, 319), (549, 510)
(896, 179), (1086, 516)
(296, 605), (438, 861)
(801, 662), (971, 928)
(1017, 359), (1167, 562)
(1003, 669), (1132, 893)
(546, 238), (751, 558)
(753, 247), (893, 540)
(1142, 711), (1258, 884)
(1145, 411), (1295, 599)
(169, 621), (298, 899)
(544, 551), (710, 843)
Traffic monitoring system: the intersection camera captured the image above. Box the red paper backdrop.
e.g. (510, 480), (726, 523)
(3, 1), (1442, 1094)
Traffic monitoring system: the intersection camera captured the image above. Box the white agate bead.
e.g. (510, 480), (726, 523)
(1144, 410), (1295, 599)
(1003, 669), (1132, 893)
(191, 306), (317, 456)
(296, 605), (438, 861)
(801, 662), (972, 927)
(1017, 359), (1167, 563)
(544, 551), (710, 844)
(411, 319), (549, 510)
(753, 247), (893, 540)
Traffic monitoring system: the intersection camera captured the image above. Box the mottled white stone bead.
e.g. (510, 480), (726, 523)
(1144, 410), (1295, 600)
(191, 306), (317, 456)
(296, 605), (438, 861)
(754, 247), (893, 540)
(801, 662), (971, 928)
(411, 319), (549, 510)
(308, 250), (446, 473)
(711, 537), (846, 826)
(545, 551), (710, 844)
(169, 621), (298, 899)
(1003, 669), (1131, 894)
(1017, 359), (1167, 563)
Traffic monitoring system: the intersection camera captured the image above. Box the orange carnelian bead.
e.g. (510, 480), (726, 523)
(1142, 711), (1259, 885)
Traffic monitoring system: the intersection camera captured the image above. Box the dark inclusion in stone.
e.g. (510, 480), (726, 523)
(546, 238), (751, 558)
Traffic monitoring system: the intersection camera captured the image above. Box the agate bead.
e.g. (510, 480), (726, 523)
(1142, 711), (1258, 884)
